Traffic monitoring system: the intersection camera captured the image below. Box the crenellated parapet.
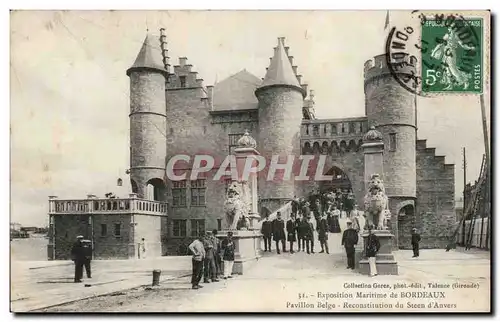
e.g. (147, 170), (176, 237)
(363, 53), (416, 87)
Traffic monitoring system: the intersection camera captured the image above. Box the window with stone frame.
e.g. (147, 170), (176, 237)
(100, 224), (107, 237)
(179, 76), (187, 88)
(190, 219), (206, 237)
(172, 180), (187, 207)
(228, 133), (244, 155)
(217, 219), (222, 231)
(389, 133), (397, 152)
(190, 179), (206, 206)
(113, 223), (121, 237)
(172, 219), (187, 237)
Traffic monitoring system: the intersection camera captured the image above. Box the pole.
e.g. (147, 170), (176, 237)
(479, 94), (491, 250)
(479, 94), (490, 169)
(461, 147), (466, 246)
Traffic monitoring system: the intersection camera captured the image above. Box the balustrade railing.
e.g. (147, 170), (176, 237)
(48, 197), (167, 215)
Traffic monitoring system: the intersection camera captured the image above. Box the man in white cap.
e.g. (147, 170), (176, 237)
(71, 235), (86, 283)
(341, 219), (358, 270)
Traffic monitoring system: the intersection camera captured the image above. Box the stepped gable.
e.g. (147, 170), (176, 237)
(212, 69), (262, 111)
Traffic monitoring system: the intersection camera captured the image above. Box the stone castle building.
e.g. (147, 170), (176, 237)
(125, 31), (455, 255)
(47, 31), (456, 260)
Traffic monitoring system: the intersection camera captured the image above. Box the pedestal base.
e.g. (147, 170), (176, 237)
(358, 230), (399, 276)
(216, 230), (262, 275)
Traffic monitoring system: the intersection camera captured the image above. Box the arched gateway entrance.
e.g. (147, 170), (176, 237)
(315, 166), (355, 214)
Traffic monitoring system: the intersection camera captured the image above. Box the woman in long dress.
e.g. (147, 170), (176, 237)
(328, 205), (342, 233)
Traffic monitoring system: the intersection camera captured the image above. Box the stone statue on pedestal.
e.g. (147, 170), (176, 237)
(363, 174), (390, 230)
(223, 182), (250, 230)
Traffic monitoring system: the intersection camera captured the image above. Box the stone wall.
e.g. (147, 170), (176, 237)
(92, 214), (133, 259)
(133, 214), (163, 258)
(129, 71), (167, 198)
(53, 214), (91, 260)
(256, 86), (303, 211)
(415, 139), (456, 249)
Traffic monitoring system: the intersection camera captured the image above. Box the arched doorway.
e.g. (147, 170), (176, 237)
(317, 166), (355, 214)
(397, 204), (415, 249)
(146, 178), (167, 202)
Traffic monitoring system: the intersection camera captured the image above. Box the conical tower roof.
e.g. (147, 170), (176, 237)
(126, 33), (167, 76)
(258, 37), (304, 96)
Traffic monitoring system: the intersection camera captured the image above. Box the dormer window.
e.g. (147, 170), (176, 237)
(179, 76), (187, 88)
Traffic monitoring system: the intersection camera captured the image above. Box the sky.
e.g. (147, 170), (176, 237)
(10, 10), (490, 226)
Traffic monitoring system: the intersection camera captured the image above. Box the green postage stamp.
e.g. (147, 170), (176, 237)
(421, 17), (483, 94)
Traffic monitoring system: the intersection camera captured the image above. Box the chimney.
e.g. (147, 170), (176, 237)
(206, 85), (214, 109)
(179, 57), (187, 67)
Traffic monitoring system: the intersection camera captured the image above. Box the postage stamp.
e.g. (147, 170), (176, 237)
(420, 17), (483, 94)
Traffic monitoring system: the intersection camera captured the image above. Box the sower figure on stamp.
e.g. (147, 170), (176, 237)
(82, 239), (92, 279)
(261, 216), (273, 252)
(366, 225), (380, 277)
(188, 233), (205, 290)
(317, 211), (329, 254)
(202, 231), (219, 283)
(411, 228), (421, 258)
(71, 235), (85, 283)
(272, 212), (286, 254)
(286, 214), (297, 254)
(341, 219), (358, 269)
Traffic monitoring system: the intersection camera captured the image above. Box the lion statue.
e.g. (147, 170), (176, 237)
(223, 182), (249, 230)
(363, 174), (390, 230)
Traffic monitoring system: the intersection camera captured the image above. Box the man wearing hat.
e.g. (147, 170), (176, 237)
(71, 235), (86, 283)
(411, 228), (421, 258)
(341, 219), (359, 269)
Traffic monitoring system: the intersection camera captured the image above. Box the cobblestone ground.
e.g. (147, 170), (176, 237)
(39, 233), (490, 313)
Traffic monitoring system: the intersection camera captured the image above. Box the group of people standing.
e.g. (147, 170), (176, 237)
(188, 230), (236, 290)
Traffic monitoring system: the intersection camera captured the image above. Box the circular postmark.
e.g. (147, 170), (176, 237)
(385, 11), (483, 96)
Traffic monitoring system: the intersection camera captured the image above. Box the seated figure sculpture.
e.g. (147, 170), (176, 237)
(363, 174), (390, 231)
(223, 182), (250, 230)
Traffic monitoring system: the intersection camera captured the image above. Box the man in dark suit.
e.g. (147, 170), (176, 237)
(261, 216), (273, 252)
(286, 214), (297, 254)
(82, 239), (92, 278)
(272, 212), (286, 254)
(302, 215), (315, 254)
(341, 219), (359, 269)
(71, 235), (86, 283)
(411, 228), (421, 258)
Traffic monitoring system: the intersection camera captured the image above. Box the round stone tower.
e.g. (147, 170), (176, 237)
(255, 37), (306, 213)
(126, 33), (169, 200)
(364, 54), (417, 240)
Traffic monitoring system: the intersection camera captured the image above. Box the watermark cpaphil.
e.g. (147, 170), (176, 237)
(385, 12), (483, 96)
(164, 154), (338, 182)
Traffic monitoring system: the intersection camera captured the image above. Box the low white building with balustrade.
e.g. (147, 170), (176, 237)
(47, 194), (167, 260)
